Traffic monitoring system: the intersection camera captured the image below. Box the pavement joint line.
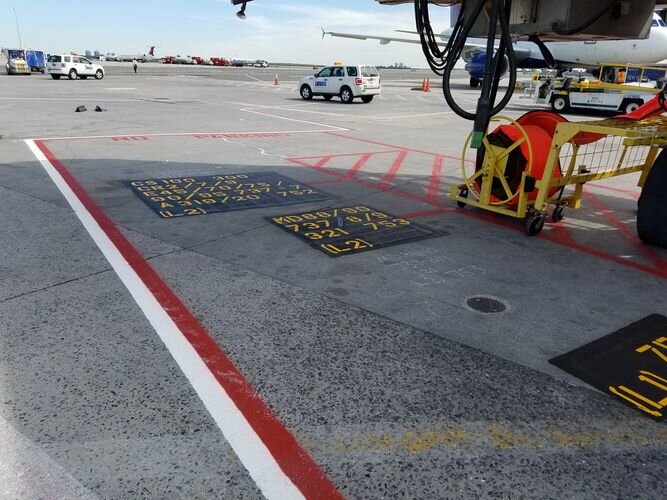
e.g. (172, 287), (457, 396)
(25, 138), (343, 500)
(0, 182), (70, 210)
(0, 268), (114, 305)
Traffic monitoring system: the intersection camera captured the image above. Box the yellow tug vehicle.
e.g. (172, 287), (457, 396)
(451, 89), (667, 247)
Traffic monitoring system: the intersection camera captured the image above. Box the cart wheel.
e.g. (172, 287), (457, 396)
(552, 205), (565, 223)
(525, 214), (545, 236)
(456, 187), (469, 208)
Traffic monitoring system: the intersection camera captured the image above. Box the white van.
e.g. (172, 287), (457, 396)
(298, 64), (381, 103)
(47, 54), (105, 80)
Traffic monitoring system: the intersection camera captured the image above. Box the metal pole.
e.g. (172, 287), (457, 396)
(13, 8), (23, 49)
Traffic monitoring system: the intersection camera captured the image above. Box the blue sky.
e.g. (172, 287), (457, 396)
(0, 0), (450, 66)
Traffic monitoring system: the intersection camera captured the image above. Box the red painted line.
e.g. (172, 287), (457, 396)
(34, 140), (342, 500)
(584, 191), (667, 273)
(588, 183), (641, 200)
(311, 156), (334, 169)
(426, 156), (444, 203)
(542, 233), (667, 279)
(379, 150), (409, 190)
(290, 150), (399, 160)
(326, 131), (462, 160)
(287, 157), (454, 210)
(398, 208), (451, 219)
(288, 155), (667, 280)
(547, 222), (578, 247)
(308, 179), (348, 185)
(345, 153), (372, 179)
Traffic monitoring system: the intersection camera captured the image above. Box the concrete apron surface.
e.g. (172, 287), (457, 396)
(0, 70), (665, 499)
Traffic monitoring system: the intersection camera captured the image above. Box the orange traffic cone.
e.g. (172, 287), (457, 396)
(421, 78), (427, 91)
(274, 74), (280, 86)
(425, 78), (431, 92)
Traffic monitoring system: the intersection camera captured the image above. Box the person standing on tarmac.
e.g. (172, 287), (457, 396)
(132, 58), (138, 74)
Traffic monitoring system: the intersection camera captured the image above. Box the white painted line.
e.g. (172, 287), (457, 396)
(375, 111), (455, 121)
(25, 139), (305, 500)
(0, 97), (135, 102)
(394, 95), (407, 101)
(240, 107), (350, 131)
(272, 107), (349, 117)
(245, 74), (264, 83)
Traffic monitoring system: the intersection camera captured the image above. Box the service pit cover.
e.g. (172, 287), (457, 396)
(127, 172), (330, 218)
(269, 205), (442, 257)
(550, 314), (667, 421)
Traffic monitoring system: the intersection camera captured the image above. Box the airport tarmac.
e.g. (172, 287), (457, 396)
(0, 66), (666, 499)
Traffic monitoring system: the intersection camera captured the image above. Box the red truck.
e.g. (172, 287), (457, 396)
(211, 57), (231, 67)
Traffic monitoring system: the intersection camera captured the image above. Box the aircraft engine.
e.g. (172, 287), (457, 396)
(463, 52), (509, 89)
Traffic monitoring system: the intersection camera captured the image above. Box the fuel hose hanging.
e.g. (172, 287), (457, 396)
(414, 0), (517, 148)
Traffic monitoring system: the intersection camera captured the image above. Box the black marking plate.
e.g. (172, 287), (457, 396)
(550, 314), (667, 421)
(269, 205), (441, 257)
(127, 172), (330, 218)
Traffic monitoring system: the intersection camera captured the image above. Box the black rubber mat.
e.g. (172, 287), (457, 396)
(127, 172), (330, 218)
(269, 205), (442, 257)
(550, 314), (667, 421)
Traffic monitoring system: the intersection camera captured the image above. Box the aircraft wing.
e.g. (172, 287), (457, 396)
(323, 29), (532, 63)
(323, 30), (424, 46)
(323, 29), (485, 55)
(323, 29), (514, 61)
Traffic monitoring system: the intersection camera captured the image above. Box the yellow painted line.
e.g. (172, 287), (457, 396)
(185, 187), (202, 200)
(295, 425), (667, 456)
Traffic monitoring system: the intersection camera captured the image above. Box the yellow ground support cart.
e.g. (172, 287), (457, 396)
(450, 109), (667, 238)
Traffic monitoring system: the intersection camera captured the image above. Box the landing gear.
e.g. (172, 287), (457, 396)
(469, 77), (480, 88)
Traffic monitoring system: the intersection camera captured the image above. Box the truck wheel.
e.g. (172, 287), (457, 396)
(95, 69), (104, 80)
(340, 86), (354, 103)
(68, 69), (78, 80)
(51, 74), (61, 80)
(551, 96), (569, 113)
(300, 85), (313, 100)
(637, 149), (667, 248)
(361, 95), (374, 103)
(622, 99), (641, 115)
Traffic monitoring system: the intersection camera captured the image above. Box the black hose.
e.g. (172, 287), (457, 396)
(439, 0), (516, 125)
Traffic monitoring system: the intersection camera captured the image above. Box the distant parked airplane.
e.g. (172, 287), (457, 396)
(110, 46), (157, 63)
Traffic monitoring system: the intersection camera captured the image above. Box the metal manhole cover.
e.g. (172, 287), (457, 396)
(466, 296), (507, 314)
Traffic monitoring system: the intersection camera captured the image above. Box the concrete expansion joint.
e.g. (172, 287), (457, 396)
(0, 182), (69, 209)
(0, 268), (113, 304)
